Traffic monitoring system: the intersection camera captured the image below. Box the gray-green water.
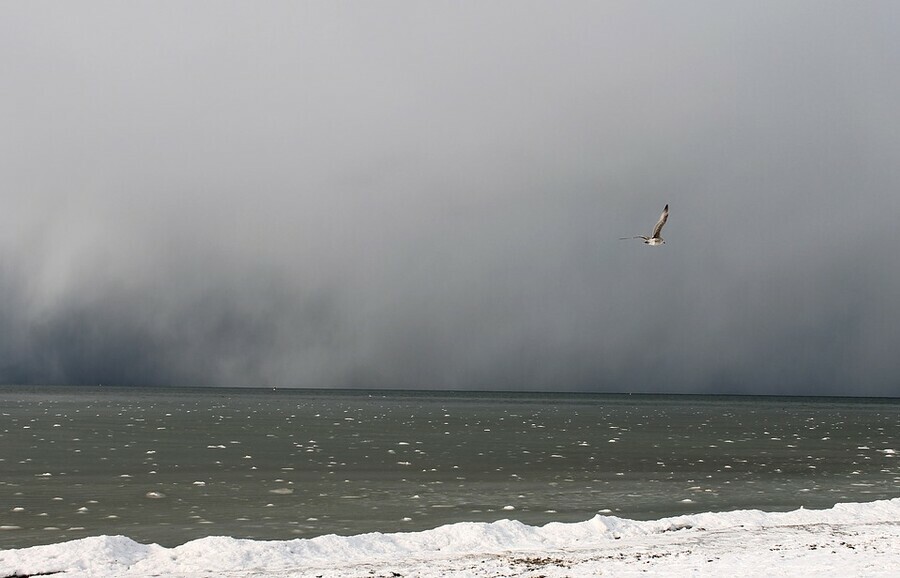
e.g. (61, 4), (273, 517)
(1, 386), (898, 548)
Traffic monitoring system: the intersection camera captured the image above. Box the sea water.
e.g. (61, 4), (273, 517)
(1, 386), (897, 548)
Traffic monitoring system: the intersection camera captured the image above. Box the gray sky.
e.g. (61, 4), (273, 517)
(2, 1), (899, 395)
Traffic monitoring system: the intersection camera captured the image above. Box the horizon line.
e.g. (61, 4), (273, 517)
(1, 383), (898, 402)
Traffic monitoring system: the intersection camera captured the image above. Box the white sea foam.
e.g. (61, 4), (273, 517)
(1, 499), (898, 577)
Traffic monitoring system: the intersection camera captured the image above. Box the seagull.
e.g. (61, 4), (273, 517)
(621, 204), (669, 245)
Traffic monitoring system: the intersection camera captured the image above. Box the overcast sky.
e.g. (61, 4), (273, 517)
(2, 1), (899, 395)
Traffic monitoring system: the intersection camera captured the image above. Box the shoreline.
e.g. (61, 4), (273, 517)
(2, 498), (899, 577)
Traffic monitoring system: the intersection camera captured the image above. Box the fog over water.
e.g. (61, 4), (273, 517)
(2, 2), (900, 394)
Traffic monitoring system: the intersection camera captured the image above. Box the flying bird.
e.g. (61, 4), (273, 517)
(621, 204), (669, 245)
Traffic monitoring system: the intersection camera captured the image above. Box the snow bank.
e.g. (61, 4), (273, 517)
(2, 498), (899, 577)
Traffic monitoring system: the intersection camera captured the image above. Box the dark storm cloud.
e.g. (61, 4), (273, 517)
(2, 2), (900, 394)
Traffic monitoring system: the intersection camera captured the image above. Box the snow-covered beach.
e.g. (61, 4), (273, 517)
(3, 498), (898, 577)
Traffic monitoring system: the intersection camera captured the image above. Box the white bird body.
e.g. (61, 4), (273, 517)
(621, 204), (669, 245)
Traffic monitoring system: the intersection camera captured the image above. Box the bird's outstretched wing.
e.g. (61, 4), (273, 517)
(651, 204), (669, 238)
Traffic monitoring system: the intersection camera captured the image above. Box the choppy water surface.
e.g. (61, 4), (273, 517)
(1, 387), (898, 548)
